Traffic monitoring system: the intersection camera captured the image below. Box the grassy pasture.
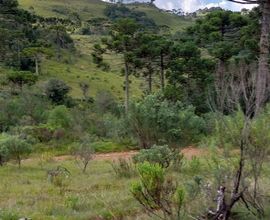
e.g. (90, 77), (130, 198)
(0, 158), (144, 220)
(0, 148), (270, 219)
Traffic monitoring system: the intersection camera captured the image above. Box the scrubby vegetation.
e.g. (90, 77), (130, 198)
(1, 0), (270, 219)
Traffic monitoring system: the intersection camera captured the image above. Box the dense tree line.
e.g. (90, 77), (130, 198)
(0, 0), (74, 73)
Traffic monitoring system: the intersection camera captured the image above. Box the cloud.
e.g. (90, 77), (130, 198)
(155, 0), (256, 12)
(102, 0), (257, 12)
(203, 0), (256, 11)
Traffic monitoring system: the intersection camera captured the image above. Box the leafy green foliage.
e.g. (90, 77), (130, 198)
(129, 94), (206, 148)
(65, 195), (80, 211)
(167, 41), (215, 113)
(104, 4), (156, 29)
(48, 105), (72, 129)
(103, 113), (132, 144)
(0, 98), (24, 132)
(0, 210), (19, 220)
(0, 135), (32, 167)
(7, 71), (38, 89)
(131, 162), (185, 219)
(212, 110), (245, 149)
(133, 145), (183, 169)
(45, 79), (70, 104)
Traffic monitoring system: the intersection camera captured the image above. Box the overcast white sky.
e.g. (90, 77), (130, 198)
(108, 0), (257, 12)
(155, 0), (256, 12)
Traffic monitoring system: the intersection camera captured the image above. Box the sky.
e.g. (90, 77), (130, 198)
(155, 0), (256, 12)
(113, 0), (257, 12)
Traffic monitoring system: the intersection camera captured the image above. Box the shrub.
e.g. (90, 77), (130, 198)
(185, 175), (204, 200)
(129, 94), (206, 148)
(7, 70), (38, 89)
(103, 113), (132, 144)
(0, 210), (19, 220)
(131, 162), (185, 219)
(52, 128), (66, 140)
(95, 90), (117, 114)
(73, 136), (95, 173)
(0, 135), (32, 168)
(187, 156), (202, 175)
(31, 126), (53, 142)
(48, 105), (72, 130)
(0, 98), (24, 132)
(110, 158), (136, 178)
(65, 195), (80, 210)
(133, 145), (183, 169)
(0, 135), (9, 166)
(45, 79), (70, 104)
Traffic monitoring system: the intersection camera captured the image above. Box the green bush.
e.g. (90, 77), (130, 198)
(45, 79), (70, 104)
(0, 98), (24, 132)
(48, 105), (72, 130)
(0, 210), (19, 220)
(65, 195), (80, 210)
(0, 135), (32, 167)
(131, 162), (185, 219)
(103, 113), (133, 144)
(31, 125), (53, 142)
(133, 145), (183, 169)
(187, 156), (202, 175)
(0, 134), (9, 166)
(129, 94), (206, 148)
(95, 90), (117, 114)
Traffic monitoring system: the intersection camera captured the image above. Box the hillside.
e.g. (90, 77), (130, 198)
(18, 0), (192, 32)
(13, 0), (193, 100)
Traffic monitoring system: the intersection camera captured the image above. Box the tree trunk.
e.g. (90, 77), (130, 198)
(35, 56), (39, 75)
(215, 60), (226, 113)
(204, 140), (246, 220)
(57, 30), (61, 61)
(0, 155), (3, 166)
(83, 161), (88, 173)
(18, 156), (21, 168)
(148, 69), (152, 94)
(255, 1), (270, 114)
(160, 52), (165, 90)
(124, 60), (129, 114)
(17, 39), (21, 67)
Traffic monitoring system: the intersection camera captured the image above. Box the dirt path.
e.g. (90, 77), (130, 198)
(51, 147), (205, 162)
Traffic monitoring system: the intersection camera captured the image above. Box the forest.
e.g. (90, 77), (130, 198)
(0, 0), (270, 219)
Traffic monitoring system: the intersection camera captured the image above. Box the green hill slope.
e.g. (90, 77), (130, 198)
(18, 0), (192, 32)
(15, 0), (193, 100)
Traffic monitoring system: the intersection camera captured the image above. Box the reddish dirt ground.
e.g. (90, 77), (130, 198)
(23, 147), (207, 164)
(94, 150), (138, 161)
(49, 147), (206, 162)
(181, 146), (207, 159)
